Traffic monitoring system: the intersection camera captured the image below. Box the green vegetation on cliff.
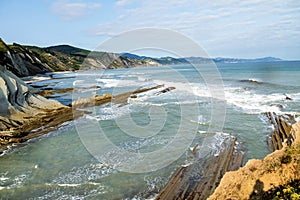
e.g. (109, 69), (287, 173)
(0, 39), (163, 77)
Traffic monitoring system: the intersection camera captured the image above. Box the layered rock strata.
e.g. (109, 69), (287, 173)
(265, 112), (296, 151)
(0, 70), (174, 153)
(156, 134), (244, 200)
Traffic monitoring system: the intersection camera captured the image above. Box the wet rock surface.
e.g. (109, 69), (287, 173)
(156, 134), (244, 200)
(0, 68), (173, 153)
(265, 112), (296, 151)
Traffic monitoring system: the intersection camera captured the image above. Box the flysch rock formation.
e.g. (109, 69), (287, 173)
(208, 113), (300, 200)
(265, 112), (296, 151)
(0, 64), (66, 126)
(0, 64), (78, 149)
(0, 66), (175, 153)
(156, 133), (244, 200)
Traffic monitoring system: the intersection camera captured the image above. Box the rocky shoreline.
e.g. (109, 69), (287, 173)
(154, 112), (300, 200)
(0, 66), (174, 154)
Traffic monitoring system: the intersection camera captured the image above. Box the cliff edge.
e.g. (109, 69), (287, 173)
(208, 116), (300, 200)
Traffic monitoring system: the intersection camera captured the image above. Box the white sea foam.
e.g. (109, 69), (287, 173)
(57, 183), (81, 187)
(153, 80), (196, 93)
(191, 84), (296, 114)
(73, 79), (84, 86)
(23, 76), (52, 84)
(224, 88), (286, 114)
(289, 92), (300, 100)
(0, 173), (31, 190)
(96, 78), (119, 87)
(0, 177), (9, 181)
(95, 78), (142, 88)
(51, 163), (114, 187)
(190, 115), (208, 125)
(85, 103), (133, 121)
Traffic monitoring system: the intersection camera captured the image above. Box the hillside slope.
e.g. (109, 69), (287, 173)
(0, 39), (164, 76)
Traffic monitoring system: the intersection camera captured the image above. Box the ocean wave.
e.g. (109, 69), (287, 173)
(95, 78), (144, 88)
(192, 84), (299, 114)
(139, 79), (290, 114)
(236, 78), (300, 91)
(45, 182), (102, 187)
(239, 78), (262, 84)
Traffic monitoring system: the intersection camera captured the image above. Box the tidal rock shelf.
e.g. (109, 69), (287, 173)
(265, 112), (296, 151)
(0, 67), (174, 153)
(71, 85), (166, 108)
(156, 134), (244, 200)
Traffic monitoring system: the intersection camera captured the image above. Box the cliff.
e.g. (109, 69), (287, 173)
(208, 113), (300, 200)
(0, 39), (163, 76)
(0, 39), (53, 76)
(0, 64), (76, 147)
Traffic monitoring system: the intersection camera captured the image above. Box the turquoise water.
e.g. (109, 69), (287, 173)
(1, 61), (300, 199)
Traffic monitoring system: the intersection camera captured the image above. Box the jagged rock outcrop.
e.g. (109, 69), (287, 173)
(208, 114), (300, 200)
(265, 112), (296, 151)
(0, 64), (74, 147)
(0, 64), (64, 120)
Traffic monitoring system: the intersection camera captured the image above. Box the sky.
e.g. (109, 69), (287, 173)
(0, 0), (299, 60)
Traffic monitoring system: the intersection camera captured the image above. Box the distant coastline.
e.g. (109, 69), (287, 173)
(0, 38), (286, 78)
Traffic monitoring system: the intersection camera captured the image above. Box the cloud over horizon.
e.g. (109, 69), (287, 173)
(0, 0), (299, 59)
(89, 0), (300, 58)
(51, 0), (101, 20)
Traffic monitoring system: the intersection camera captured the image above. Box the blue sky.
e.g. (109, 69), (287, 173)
(0, 0), (299, 60)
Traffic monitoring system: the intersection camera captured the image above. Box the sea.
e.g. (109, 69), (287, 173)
(0, 61), (300, 199)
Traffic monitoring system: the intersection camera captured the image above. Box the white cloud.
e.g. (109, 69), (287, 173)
(115, 0), (132, 7)
(52, 0), (101, 20)
(89, 0), (300, 58)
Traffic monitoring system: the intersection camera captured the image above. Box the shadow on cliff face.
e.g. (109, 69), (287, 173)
(250, 179), (300, 199)
(250, 179), (265, 199)
(0, 87), (10, 117)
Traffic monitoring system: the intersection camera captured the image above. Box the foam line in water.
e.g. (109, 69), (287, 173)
(95, 78), (144, 88)
(192, 83), (300, 114)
